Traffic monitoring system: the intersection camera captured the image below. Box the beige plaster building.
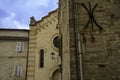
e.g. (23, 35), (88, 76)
(27, 9), (61, 80)
(0, 29), (29, 80)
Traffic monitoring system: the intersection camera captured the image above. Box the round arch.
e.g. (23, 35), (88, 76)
(49, 67), (61, 80)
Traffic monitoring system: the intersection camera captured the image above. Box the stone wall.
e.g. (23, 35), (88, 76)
(59, 0), (120, 80)
(77, 0), (120, 80)
(58, 0), (71, 80)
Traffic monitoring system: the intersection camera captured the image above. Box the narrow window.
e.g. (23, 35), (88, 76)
(16, 42), (24, 53)
(40, 49), (44, 68)
(14, 65), (22, 77)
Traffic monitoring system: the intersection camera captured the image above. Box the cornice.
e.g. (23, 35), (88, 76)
(0, 36), (29, 40)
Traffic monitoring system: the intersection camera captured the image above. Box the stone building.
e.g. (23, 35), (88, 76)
(27, 9), (61, 80)
(58, 0), (120, 80)
(0, 29), (29, 80)
(1, 0), (120, 80)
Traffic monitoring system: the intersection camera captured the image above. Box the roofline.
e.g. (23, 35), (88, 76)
(36, 8), (58, 23)
(0, 28), (29, 31)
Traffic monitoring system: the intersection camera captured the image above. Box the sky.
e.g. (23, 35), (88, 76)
(0, 0), (58, 29)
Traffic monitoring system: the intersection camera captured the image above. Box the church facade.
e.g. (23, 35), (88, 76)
(27, 10), (61, 80)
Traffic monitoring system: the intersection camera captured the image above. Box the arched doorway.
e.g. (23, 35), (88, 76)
(51, 69), (61, 80)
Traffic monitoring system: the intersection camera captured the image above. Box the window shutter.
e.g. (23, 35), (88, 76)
(16, 42), (24, 53)
(14, 66), (18, 76)
(21, 42), (24, 52)
(16, 42), (19, 52)
(14, 66), (22, 77)
(19, 66), (22, 76)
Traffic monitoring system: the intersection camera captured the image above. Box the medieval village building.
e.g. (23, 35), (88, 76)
(0, 0), (120, 80)
(0, 29), (29, 80)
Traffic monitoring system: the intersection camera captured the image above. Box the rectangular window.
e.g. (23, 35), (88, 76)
(40, 49), (44, 68)
(16, 42), (24, 53)
(14, 66), (22, 77)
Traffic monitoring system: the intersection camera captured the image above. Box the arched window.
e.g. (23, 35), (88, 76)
(40, 49), (44, 68)
(53, 36), (60, 48)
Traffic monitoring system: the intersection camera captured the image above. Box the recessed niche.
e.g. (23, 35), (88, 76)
(98, 64), (106, 68)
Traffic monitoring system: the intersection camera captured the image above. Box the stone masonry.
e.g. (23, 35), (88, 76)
(27, 10), (60, 80)
(59, 0), (120, 80)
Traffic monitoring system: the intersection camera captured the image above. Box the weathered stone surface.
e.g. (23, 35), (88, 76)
(59, 0), (120, 80)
